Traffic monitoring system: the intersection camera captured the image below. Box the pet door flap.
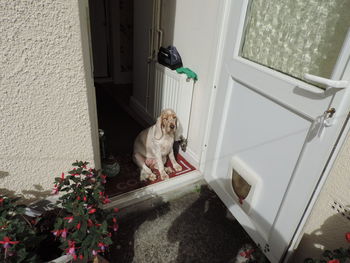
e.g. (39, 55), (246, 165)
(229, 156), (261, 215)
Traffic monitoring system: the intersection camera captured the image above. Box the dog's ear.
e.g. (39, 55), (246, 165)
(154, 116), (163, 140)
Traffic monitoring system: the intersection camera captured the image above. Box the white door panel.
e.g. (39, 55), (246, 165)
(228, 58), (340, 120)
(205, 0), (350, 261)
(208, 78), (310, 240)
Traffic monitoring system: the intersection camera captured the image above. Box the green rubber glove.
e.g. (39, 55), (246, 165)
(176, 67), (198, 81)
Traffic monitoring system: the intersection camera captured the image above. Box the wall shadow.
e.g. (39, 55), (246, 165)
(0, 171), (9, 179)
(21, 184), (52, 204)
(290, 208), (350, 262)
(1, 173), (52, 205)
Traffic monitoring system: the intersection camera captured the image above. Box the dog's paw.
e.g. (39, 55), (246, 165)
(140, 171), (157, 181)
(165, 167), (174, 174)
(140, 170), (149, 181)
(173, 163), (182, 172)
(148, 173), (157, 181)
(160, 171), (169, 180)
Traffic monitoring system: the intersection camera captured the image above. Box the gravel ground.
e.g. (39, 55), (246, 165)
(108, 186), (266, 263)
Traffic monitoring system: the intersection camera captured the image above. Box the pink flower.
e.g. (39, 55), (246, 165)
(60, 172), (65, 181)
(114, 208), (119, 213)
(345, 232), (350, 243)
(52, 184), (59, 195)
(64, 216), (74, 223)
(98, 242), (107, 251)
(0, 237), (19, 248)
(102, 195), (111, 204)
(100, 175), (107, 184)
(0, 198), (4, 205)
(52, 230), (61, 237)
(328, 260), (340, 263)
(66, 240), (76, 257)
(92, 250), (98, 256)
(61, 228), (68, 239)
(68, 247), (75, 255)
(83, 196), (87, 202)
(88, 208), (97, 214)
(87, 219), (94, 227)
(112, 218), (118, 231)
(71, 168), (78, 176)
(76, 222), (81, 230)
(239, 249), (254, 258)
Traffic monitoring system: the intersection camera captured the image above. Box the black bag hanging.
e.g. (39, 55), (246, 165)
(157, 46), (183, 70)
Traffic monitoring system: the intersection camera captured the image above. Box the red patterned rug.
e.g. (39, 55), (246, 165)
(105, 154), (196, 197)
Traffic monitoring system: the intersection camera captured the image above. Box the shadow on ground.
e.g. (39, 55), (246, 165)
(109, 186), (259, 263)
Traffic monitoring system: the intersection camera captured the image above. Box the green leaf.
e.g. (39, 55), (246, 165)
(322, 250), (333, 259)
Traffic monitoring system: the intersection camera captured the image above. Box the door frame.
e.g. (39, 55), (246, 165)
(80, 0), (210, 209)
(81, 0), (350, 257)
(201, 0), (350, 261)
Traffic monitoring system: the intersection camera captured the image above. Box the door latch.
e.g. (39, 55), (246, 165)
(323, 107), (336, 127)
(325, 108), (336, 118)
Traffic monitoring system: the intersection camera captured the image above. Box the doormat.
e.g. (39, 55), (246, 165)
(105, 154), (196, 197)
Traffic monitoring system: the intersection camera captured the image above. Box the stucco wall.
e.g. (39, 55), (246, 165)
(292, 129), (350, 260)
(0, 0), (98, 201)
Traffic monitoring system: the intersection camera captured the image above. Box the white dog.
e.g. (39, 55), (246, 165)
(133, 109), (183, 181)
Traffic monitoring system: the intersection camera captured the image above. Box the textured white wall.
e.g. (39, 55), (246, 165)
(0, 0), (99, 201)
(292, 130), (350, 260)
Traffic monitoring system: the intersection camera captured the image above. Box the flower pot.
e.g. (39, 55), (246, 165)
(46, 254), (73, 263)
(93, 254), (110, 263)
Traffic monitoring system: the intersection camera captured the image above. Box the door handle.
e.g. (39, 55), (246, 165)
(304, 73), (350, 127)
(304, 29), (350, 127)
(304, 73), (349, 89)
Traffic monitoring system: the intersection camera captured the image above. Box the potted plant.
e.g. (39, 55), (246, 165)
(0, 195), (43, 262)
(51, 161), (118, 262)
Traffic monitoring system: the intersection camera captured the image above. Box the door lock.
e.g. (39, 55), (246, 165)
(325, 108), (336, 118)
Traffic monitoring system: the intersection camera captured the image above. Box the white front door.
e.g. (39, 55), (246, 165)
(204, 0), (350, 261)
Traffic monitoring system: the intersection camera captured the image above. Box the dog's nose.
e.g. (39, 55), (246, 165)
(170, 124), (175, 129)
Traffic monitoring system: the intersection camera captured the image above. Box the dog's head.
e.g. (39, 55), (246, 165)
(154, 109), (178, 139)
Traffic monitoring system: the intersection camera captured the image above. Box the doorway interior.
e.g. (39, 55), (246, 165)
(88, 0), (196, 198)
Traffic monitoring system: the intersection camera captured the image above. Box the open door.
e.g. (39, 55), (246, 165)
(205, 0), (350, 261)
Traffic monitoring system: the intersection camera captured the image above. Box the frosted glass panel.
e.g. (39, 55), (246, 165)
(241, 0), (350, 88)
